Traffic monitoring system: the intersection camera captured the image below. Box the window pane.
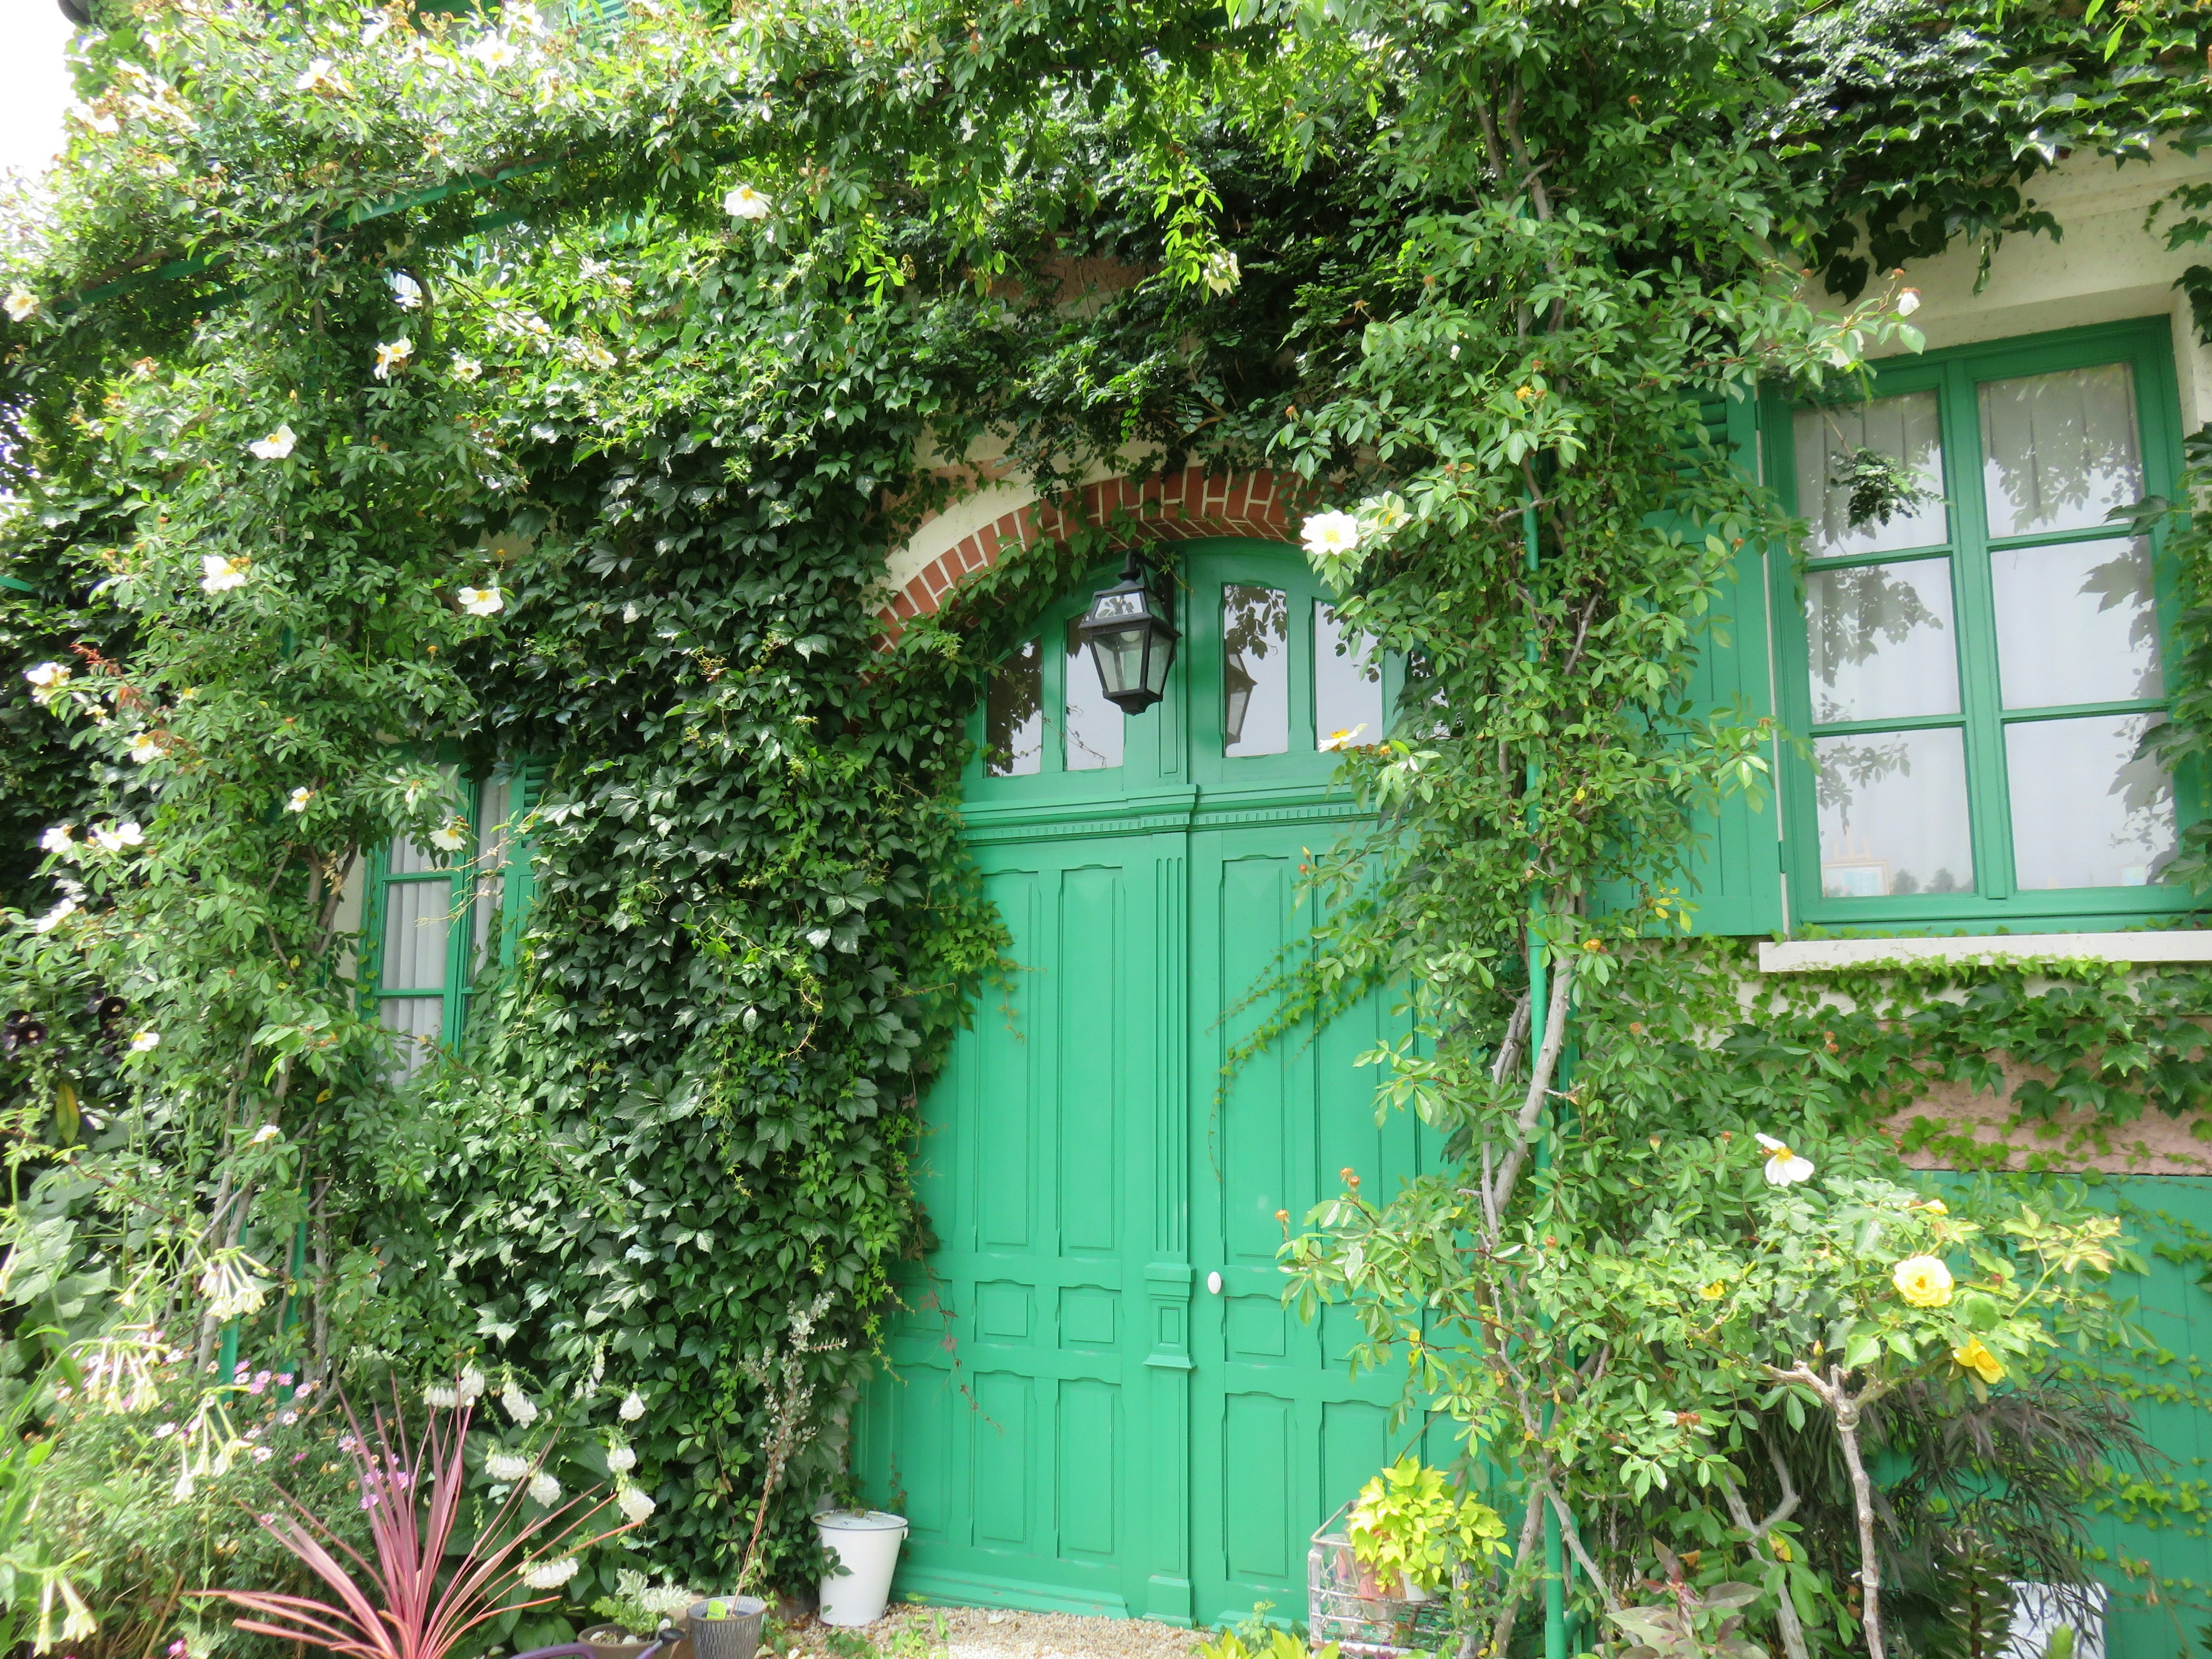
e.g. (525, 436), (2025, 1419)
(1991, 536), (2163, 709)
(2006, 714), (2176, 889)
(985, 637), (1043, 777)
(1814, 728), (1974, 897)
(1804, 559), (1959, 724)
(380, 996), (444, 1077)
(474, 777), (512, 966)
(381, 877), (452, 991)
(1223, 585), (1289, 757)
(1314, 603), (1382, 751)
(387, 835), (444, 875)
(1793, 393), (1946, 556)
(1063, 618), (1125, 772)
(1979, 364), (2142, 539)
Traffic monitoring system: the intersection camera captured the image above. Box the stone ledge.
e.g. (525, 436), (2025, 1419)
(1758, 931), (2212, 973)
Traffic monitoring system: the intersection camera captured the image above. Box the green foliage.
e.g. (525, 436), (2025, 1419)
(0, 2), (2207, 1657)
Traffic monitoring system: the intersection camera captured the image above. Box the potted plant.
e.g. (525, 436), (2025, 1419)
(1345, 1456), (1509, 1605)
(584, 1571), (696, 1659)
(685, 1596), (767, 1659)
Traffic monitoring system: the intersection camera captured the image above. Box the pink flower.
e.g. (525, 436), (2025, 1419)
(252, 1446), (273, 1463)
(279, 1411), (298, 1426)
(171, 1640), (188, 1656)
(276, 1372), (294, 1385)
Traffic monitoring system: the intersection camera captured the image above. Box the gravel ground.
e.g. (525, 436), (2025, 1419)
(785, 1604), (1209, 1659)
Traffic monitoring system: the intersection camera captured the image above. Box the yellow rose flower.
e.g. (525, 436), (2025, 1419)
(1923, 1200), (1946, 1215)
(1952, 1337), (2005, 1385)
(1892, 1255), (1954, 1308)
(1699, 1281), (1727, 1300)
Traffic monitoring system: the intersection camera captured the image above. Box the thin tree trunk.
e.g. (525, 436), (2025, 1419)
(1832, 1396), (1886, 1659)
(1717, 1464), (1809, 1659)
(1481, 1486), (1550, 1659)
(1486, 956), (1574, 1222)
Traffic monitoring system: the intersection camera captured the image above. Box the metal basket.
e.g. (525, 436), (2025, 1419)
(1307, 1501), (1459, 1658)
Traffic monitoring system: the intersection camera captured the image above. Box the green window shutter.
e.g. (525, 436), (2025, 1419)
(1676, 393), (1786, 936)
(498, 755), (550, 972)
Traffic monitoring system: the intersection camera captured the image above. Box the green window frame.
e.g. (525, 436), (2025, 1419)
(362, 760), (543, 1070)
(1763, 317), (2196, 931)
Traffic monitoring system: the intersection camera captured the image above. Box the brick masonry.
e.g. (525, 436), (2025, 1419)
(874, 467), (1305, 645)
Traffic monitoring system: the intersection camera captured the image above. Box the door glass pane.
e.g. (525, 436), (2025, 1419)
(1979, 364), (2143, 538)
(1804, 559), (1959, 723)
(1991, 536), (2163, 709)
(1063, 618), (1125, 772)
(985, 637), (1043, 777)
(380, 995), (444, 1077)
(1813, 728), (1974, 897)
(1313, 603), (1382, 751)
(2006, 714), (2176, 889)
(381, 878), (452, 991)
(1793, 393), (1946, 556)
(1223, 586), (1289, 757)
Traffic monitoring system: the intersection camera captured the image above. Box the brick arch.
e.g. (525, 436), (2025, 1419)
(874, 467), (1305, 644)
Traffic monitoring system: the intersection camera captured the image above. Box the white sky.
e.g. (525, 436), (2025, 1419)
(0, 0), (75, 184)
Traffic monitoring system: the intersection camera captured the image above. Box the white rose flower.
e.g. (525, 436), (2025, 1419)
(93, 821), (144, 852)
(24, 662), (67, 690)
(452, 357), (483, 384)
(294, 58), (347, 94)
(130, 737), (162, 764)
(528, 1469), (560, 1505)
(1300, 510), (1362, 559)
(248, 425), (297, 460)
(1755, 1131), (1816, 1187)
(501, 1384), (540, 1426)
(429, 820), (468, 854)
(130, 1030), (160, 1052)
(32, 897), (78, 933)
(1897, 288), (1922, 317)
(389, 272), (425, 311)
(250, 1123), (281, 1143)
(286, 787), (314, 813)
(39, 826), (73, 855)
(484, 1450), (531, 1483)
(457, 585), (504, 616)
(615, 1483), (655, 1523)
(606, 1444), (636, 1474)
(618, 1389), (645, 1421)
(372, 339), (414, 381)
(468, 33), (518, 69)
(200, 554), (250, 594)
(722, 184), (770, 221)
(4, 289), (37, 324)
(522, 1556), (580, 1590)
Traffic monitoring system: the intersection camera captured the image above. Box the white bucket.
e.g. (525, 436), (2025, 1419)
(815, 1509), (908, 1626)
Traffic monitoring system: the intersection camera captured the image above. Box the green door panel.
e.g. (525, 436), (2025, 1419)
(858, 539), (1428, 1624)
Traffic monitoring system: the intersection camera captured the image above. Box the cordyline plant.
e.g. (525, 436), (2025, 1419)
(195, 1382), (634, 1659)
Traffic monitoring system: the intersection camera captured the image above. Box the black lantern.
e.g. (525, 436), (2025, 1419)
(1077, 552), (1179, 714)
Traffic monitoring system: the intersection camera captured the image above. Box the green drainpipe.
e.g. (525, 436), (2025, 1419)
(1524, 493), (1571, 1659)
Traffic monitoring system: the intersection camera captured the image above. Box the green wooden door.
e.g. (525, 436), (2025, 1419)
(859, 539), (1427, 1623)
(1186, 821), (1437, 1629)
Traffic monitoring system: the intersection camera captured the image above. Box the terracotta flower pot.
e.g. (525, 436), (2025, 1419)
(581, 1627), (652, 1659)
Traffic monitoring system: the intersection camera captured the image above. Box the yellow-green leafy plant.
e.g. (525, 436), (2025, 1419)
(1345, 1456), (1509, 1597)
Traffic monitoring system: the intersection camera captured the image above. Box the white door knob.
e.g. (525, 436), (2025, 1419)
(1206, 1270), (1224, 1294)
